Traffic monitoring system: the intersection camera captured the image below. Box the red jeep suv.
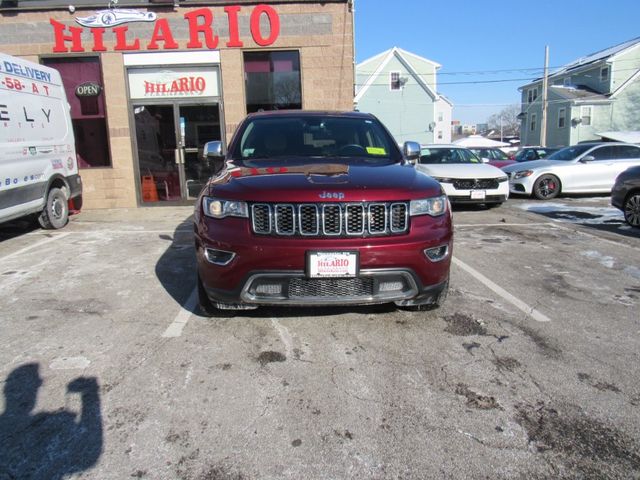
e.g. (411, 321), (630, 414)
(194, 111), (452, 314)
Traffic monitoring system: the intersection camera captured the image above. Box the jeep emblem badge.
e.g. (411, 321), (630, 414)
(319, 191), (345, 200)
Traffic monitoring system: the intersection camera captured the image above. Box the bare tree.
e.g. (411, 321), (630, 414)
(487, 105), (521, 137)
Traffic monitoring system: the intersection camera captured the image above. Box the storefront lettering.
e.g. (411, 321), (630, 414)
(144, 76), (206, 95)
(50, 5), (280, 53)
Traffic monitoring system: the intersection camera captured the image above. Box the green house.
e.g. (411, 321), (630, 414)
(519, 37), (640, 147)
(355, 47), (452, 145)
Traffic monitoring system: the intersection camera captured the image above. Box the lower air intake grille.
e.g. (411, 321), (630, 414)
(289, 277), (374, 298)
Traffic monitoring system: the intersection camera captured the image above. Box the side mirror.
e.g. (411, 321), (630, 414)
(580, 155), (595, 163)
(203, 141), (225, 174)
(481, 157), (490, 164)
(403, 141), (421, 163)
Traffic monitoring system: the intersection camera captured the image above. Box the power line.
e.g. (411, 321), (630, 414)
(355, 58), (640, 77)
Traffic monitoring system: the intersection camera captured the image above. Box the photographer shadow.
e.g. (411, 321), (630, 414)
(0, 363), (103, 480)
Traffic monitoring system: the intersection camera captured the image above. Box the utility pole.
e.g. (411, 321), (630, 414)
(540, 45), (549, 147)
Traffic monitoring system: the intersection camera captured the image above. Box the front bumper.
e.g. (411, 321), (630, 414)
(508, 176), (535, 195)
(611, 182), (626, 210)
(196, 213), (452, 307)
(200, 268), (449, 307)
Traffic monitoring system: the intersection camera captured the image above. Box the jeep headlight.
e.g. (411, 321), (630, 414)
(513, 170), (533, 179)
(410, 195), (447, 217)
(203, 197), (248, 219)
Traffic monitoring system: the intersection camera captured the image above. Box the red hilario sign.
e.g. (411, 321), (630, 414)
(127, 66), (219, 99)
(50, 4), (280, 53)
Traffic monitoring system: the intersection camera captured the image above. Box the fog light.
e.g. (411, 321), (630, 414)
(424, 245), (448, 262)
(204, 248), (236, 266)
(255, 284), (282, 295)
(379, 281), (404, 292)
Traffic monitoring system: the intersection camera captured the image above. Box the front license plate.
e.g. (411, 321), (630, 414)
(307, 251), (358, 278)
(470, 190), (486, 200)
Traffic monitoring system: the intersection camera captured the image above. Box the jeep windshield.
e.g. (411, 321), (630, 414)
(230, 114), (402, 166)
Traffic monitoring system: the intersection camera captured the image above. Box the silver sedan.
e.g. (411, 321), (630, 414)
(502, 143), (640, 200)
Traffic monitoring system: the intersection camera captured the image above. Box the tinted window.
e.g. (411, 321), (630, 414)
(490, 149), (509, 160)
(244, 51), (302, 113)
(232, 115), (400, 163)
(420, 148), (480, 164)
(547, 145), (593, 161)
(616, 145), (640, 159)
(42, 56), (111, 168)
(591, 146), (618, 161)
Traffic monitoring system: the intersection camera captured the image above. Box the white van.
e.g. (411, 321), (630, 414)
(0, 52), (82, 229)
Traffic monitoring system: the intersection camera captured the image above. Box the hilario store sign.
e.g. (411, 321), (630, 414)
(127, 66), (219, 99)
(49, 4), (280, 53)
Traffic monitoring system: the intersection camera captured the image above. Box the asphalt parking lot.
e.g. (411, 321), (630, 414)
(1, 196), (639, 479)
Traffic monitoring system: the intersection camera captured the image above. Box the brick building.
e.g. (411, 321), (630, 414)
(0, 0), (354, 208)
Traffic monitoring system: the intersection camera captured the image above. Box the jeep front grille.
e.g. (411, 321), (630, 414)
(251, 202), (408, 237)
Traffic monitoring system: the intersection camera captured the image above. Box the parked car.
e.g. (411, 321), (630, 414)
(611, 165), (640, 227)
(514, 147), (558, 162)
(502, 143), (640, 200)
(468, 147), (516, 168)
(416, 145), (509, 207)
(194, 111), (452, 314)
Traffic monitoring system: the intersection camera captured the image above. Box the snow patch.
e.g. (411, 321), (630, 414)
(581, 250), (616, 269)
(519, 202), (623, 225)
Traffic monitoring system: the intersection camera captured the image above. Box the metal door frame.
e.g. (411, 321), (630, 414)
(129, 98), (225, 206)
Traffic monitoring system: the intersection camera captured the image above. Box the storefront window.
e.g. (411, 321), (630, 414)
(42, 57), (111, 168)
(244, 51), (301, 113)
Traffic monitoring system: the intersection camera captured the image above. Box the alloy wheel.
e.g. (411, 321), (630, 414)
(533, 174), (560, 200)
(624, 193), (640, 227)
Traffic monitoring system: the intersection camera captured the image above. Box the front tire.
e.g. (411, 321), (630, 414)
(38, 187), (69, 229)
(403, 278), (449, 311)
(197, 273), (218, 316)
(624, 192), (640, 227)
(533, 174), (560, 200)
(197, 274), (246, 317)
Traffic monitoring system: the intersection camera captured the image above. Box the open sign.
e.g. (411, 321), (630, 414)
(75, 82), (102, 97)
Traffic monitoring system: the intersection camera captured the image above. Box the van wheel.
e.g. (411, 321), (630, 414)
(38, 187), (69, 229)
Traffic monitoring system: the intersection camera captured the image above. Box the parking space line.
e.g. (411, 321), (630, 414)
(23, 229), (194, 235)
(452, 256), (552, 323)
(0, 232), (71, 262)
(162, 288), (197, 338)
(455, 223), (556, 227)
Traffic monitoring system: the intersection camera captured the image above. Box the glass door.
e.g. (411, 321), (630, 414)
(178, 104), (222, 200)
(133, 105), (182, 203)
(133, 103), (222, 203)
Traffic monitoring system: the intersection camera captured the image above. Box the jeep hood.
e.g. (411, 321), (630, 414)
(204, 162), (442, 202)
